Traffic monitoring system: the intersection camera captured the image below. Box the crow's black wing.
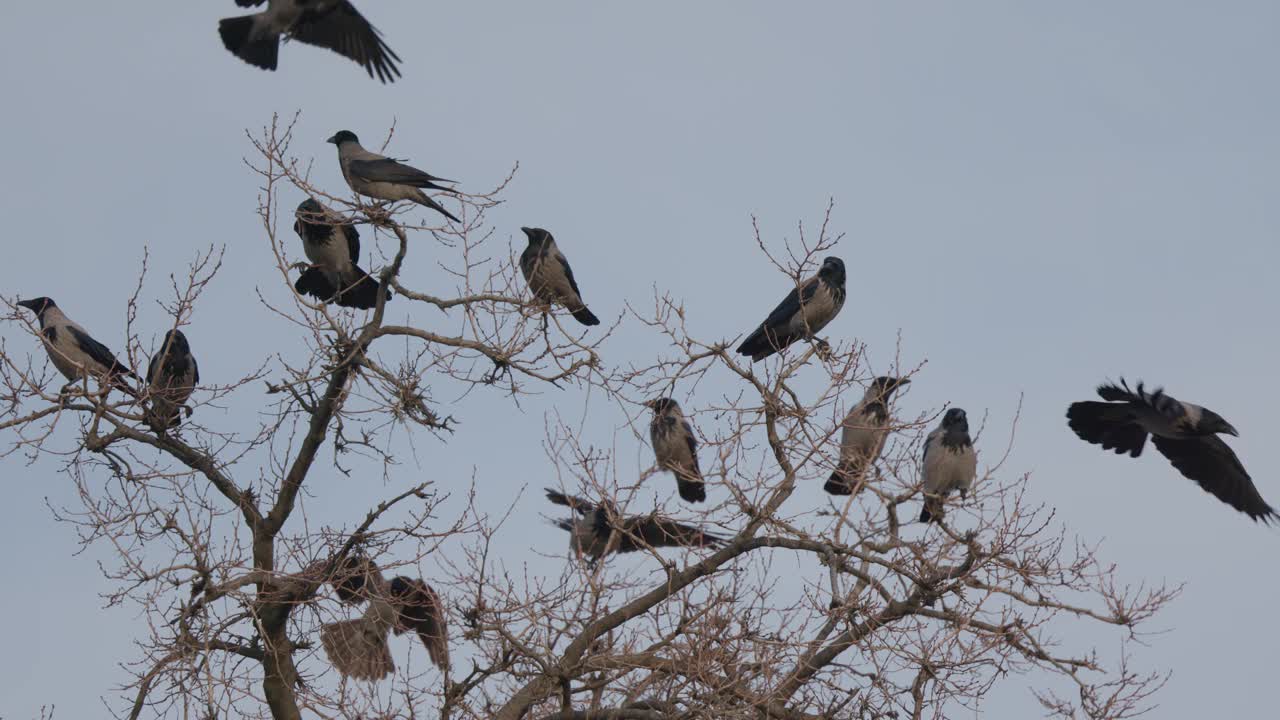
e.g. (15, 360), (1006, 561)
(1152, 435), (1277, 523)
(67, 326), (128, 375)
(347, 157), (451, 186)
(291, 1), (401, 83)
(545, 488), (601, 517)
(388, 577), (449, 669)
(616, 516), (723, 553)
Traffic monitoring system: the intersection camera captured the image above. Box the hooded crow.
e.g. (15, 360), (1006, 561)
(146, 330), (199, 430)
(920, 408), (977, 523)
(545, 489), (723, 562)
(519, 227), (600, 326)
(645, 398), (705, 502)
(327, 130), (460, 223)
(17, 297), (136, 392)
(736, 257), (846, 362)
(826, 376), (910, 496)
(218, 0), (401, 82)
(293, 198), (388, 309)
(1067, 379), (1276, 523)
(320, 554), (448, 679)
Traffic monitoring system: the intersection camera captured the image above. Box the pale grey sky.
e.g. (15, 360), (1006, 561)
(1, 2), (1277, 717)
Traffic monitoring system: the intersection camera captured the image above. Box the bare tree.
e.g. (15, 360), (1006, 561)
(0, 116), (1175, 720)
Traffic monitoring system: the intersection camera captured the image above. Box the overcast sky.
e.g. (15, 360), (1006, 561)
(1, 2), (1278, 718)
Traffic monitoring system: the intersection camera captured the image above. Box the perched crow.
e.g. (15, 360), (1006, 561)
(646, 398), (705, 502)
(736, 257), (846, 362)
(328, 130), (460, 223)
(320, 555), (449, 679)
(826, 376), (910, 496)
(146, 330), (199, 430)
(920, 408), (976, 523)
(17, 297), (136, 392)
(545, 488), (723, 562)
(218, 0), (401, 82)
(1067, 379), (1277, 523)
(293, 198), (388, 310)
(519, 227), (600, 326)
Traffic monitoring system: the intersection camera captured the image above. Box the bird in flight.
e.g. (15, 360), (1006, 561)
(318, 554), (448, 680)
(1067, 379), (1276, 523)
(218, 0), (401, 83)
(545, 489), (723, 564)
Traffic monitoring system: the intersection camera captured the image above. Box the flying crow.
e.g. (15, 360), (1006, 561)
(826, 376), (910, 495)
(319, 554), (448, 679)
(327, 130), (460, 223)
(545, 489), (723, 562)
(218, 0), (401, 82)
(293, 198), (388, 309)
(920, 408), (977, 523)
(17, 297), (135, 393)
(1067, 379), (1276, 523)
(520, 227), (600, 326)
(146, 330), (199, 430)
(736, 257), (846, 362)
(646, 398), (705, 502)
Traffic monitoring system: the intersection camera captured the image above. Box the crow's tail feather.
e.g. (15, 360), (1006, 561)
(677, 477), (706, 503)
(571, 306), (600, 326)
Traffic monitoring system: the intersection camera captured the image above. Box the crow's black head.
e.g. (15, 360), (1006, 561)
(942, 407), (968, 433)
(645, 397), (680, 415)
(819, 256), (846, 286)
(327, 130), (359, 145)
(871, 376), (910, 396)
(294, 198), (330, 237)
(520, 227), (552, 246)
(17, 297), (55, 316)
(1199, 409), (1239, 437)
(161, 330), (190, 355)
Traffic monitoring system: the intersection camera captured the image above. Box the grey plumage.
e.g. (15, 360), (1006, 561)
(293, 198), (388, 309)
(327, 130), (460, 223)
(825, 377), (910, 496)
(646, 398), (705, 502)
(545, 489), (723, 561)
(17, 297), (136, 392)
(320, 555), (449, 679)
(1067, 379), (1277, 523)
(520, 227), (600, 326)
(736, 257), (846, 362)
(146, 330), (199, 430)
(919, 408), (977, 523)
(218, 0), (401, 82)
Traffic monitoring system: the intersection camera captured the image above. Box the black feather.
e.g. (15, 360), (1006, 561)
(571, 307), (601, 326)
(329, 554), (375, 604)
(218, 16), (278, 71)
(1066, 401), (1147, 457)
